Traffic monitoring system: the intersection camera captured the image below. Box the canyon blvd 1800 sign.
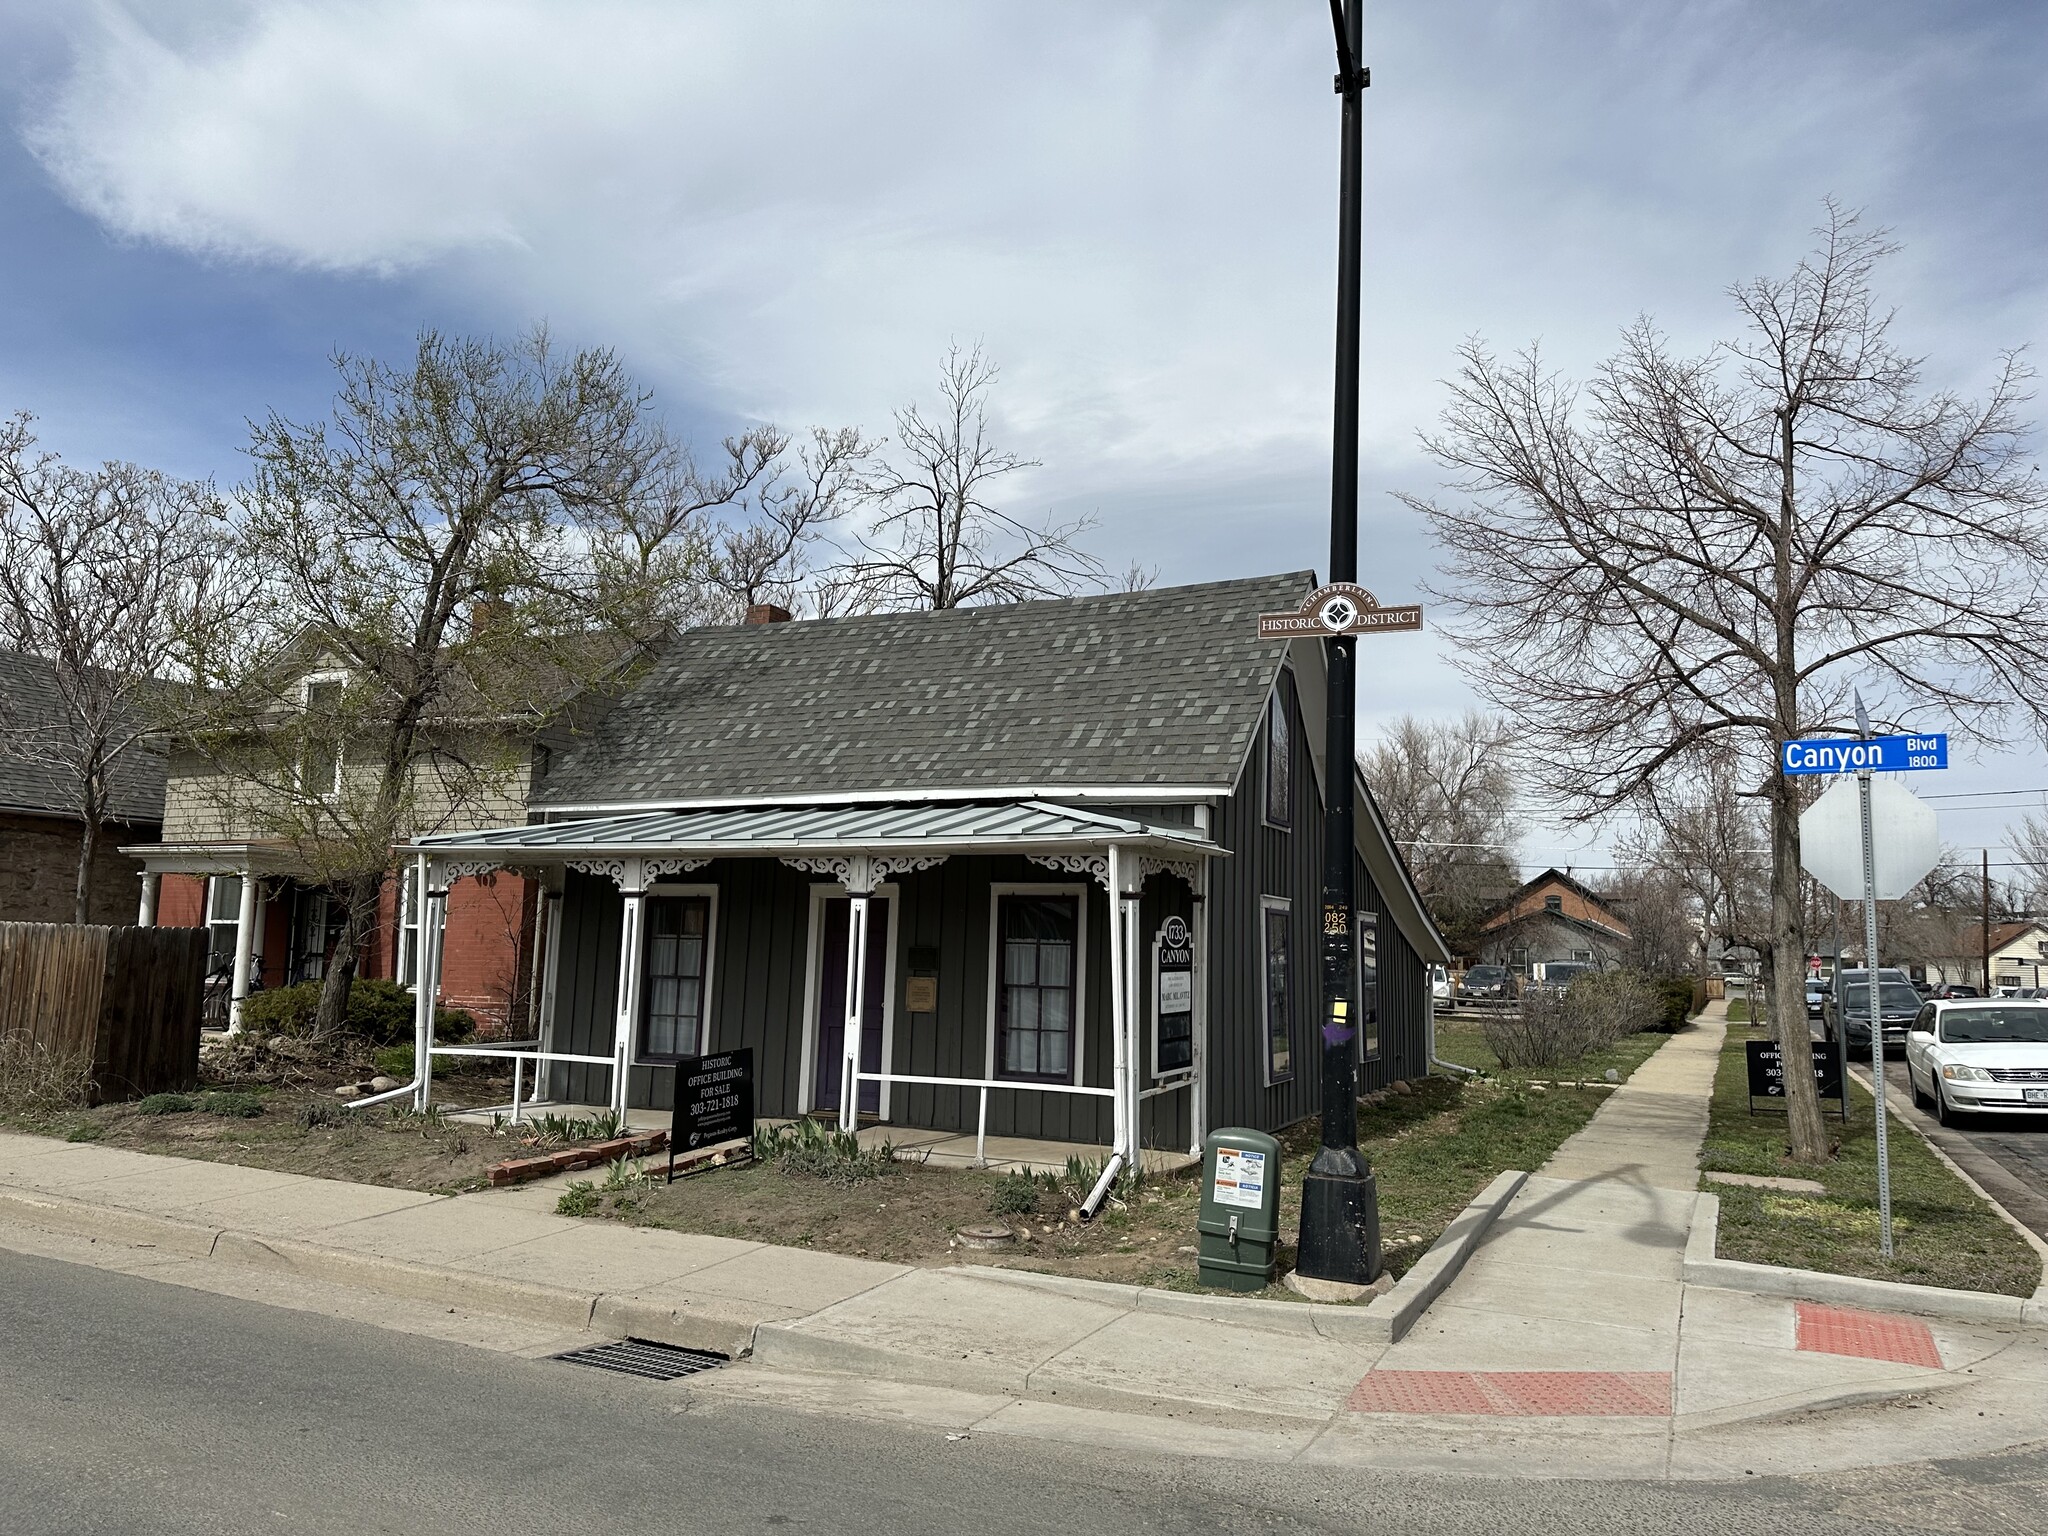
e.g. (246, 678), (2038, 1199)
(1256, 582), (1423, 639)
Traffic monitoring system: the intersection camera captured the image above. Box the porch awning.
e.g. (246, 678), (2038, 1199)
(407, 799), (1223, 863)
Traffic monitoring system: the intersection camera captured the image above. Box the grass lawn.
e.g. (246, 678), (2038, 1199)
(1725, 999), (1751, 1022)
(1698, 1024), (2041, 1296)
(574, 1029), (1681, 1299)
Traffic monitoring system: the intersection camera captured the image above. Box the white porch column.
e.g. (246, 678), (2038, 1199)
(1121, 856), (1145, 1170)
(227, 869), (259, 1034)
(136, 872), (160, 927)
(535, 884), (564, 1105)
(612, 857), (648, 1123)
(413, 855), (449, 1112)
(840, 854), (874, 1134)
(1105, 843), (1130, 1164)
(1190, 859), (1209, 1158)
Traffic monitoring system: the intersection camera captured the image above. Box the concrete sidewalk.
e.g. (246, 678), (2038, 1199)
(3, 1011), (2044, 1479)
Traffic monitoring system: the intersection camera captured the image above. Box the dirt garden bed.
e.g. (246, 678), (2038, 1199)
(566, 1056), (1657, 1298)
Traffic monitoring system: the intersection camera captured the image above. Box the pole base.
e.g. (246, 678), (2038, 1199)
(1296, 1147), (1382, 1285)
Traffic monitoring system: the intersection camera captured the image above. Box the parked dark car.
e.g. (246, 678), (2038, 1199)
(1824, 971), (1925, 1052)
(1458, 964), (1510, 1001)
(1928, 984), (1981, 1000)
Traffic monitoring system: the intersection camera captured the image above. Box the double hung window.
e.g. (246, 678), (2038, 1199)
(640, 895), (711, 1060)
(206, 875), (243, 974)
(997, 894), (1078, 1082)
(1262, 897), (1293, 1082)
(1264, 692), (1292, 829)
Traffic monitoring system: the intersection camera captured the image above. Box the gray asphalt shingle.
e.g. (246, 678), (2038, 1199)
(536, 571), (1313, 807)
(0, 650), (167, 824)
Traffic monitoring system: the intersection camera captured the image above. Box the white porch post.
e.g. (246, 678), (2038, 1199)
(612, 857), (647, 1123)
(840, 854), (874, 1134)
(413, 855), (448, 1112)
(1122, 856), (1145, 1170)
(137, 872), (160, 928)
(227, 868), (259, 1034)
(534, 884), (564, 1107)
(1190, 859), (1209, 1158)
(1106, 843), (1130, 1164)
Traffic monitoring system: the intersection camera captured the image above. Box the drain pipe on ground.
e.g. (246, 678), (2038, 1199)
(1075, 1152), (1127, 1222)
(1428, 995), (1479, 1077)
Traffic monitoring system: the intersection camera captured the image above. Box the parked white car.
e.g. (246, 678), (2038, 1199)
(1904, 999), (2048, 1125)
(1430, 964), (1451, 1007)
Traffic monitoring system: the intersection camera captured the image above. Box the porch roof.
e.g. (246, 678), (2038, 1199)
(408, 799), (1223, 862)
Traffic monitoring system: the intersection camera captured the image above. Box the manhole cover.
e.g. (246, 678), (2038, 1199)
(956, 1224), (1017, 1249)
(554, 1339), (729, 1381)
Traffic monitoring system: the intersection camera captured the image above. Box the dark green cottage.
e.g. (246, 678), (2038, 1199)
(404, 572), (1449, 1167)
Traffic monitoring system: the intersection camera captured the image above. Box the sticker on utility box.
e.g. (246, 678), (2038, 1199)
(1212, 1148), (1266, 1209)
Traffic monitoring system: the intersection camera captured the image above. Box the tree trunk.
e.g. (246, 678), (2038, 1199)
(72, 815), (98, 927)
(1769, 778), (1829, 1161)
(312, 869), (385, 1039)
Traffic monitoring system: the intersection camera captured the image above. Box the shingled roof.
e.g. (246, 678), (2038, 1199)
(535, 571), (1313, 809)
(0, 650), (167, 825)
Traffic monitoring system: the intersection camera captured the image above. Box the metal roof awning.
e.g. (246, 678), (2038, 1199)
(407, 799), (1223, 862)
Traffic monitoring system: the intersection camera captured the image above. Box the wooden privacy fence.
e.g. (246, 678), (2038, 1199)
(0, 922), (207, 1104)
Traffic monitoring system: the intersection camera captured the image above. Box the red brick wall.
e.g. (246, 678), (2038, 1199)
(438, 871), (534, 1034)
(158, 873), (206, 928)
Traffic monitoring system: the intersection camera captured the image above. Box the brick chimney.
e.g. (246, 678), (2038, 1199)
(745, 603), (794, 626)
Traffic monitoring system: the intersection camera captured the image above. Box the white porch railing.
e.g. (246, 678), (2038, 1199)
(427, 1039), (627, 1124)
(853, 1069), (1192, 1167)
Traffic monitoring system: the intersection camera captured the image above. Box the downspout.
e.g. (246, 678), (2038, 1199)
(1428, 964), (1478, 1077)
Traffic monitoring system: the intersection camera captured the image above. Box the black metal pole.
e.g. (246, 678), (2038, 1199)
(1296, 0), (1382, 1286)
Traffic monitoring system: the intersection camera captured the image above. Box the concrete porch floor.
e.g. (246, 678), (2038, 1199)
(440, 1102), (1197, 1177)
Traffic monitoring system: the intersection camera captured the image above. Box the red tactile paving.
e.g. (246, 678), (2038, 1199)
(1795, 1303), (1943, 1370)
(1346, 1370), (1672, 1416)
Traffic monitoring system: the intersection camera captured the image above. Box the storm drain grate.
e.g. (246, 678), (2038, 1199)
(554, 1339), (730, 1381)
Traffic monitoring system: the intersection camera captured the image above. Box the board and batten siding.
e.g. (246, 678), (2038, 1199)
(1204, 664), (1430, 1139)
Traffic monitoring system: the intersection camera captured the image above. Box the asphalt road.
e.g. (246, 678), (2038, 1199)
(2, 1249), (2044, 1536)
(1881, 1058), (2048, 1241)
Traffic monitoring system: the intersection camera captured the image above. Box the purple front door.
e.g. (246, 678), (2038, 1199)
(814, 896), (888, 1116)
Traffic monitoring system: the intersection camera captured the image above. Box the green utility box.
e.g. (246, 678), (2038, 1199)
(1196, 1128), (1282, 1291)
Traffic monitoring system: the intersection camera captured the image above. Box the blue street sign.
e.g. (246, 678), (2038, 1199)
(1780, 734), (1948, 775)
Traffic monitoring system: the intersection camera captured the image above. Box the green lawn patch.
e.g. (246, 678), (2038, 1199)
(1698, 1026), (2040, 1296)
(1725, 999), (1751, 1022)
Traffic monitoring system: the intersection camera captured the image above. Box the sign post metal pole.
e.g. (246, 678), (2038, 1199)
(1852, 704), (1895, 1257)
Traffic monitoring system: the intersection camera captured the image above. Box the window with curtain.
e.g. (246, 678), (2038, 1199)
(997, 894), (1078, 1082)
(301, 678), (344, 796)
(1264, 691), (1291, 829)
(640, 895), (711, 1060)
(1263, 898), (1292, 1082)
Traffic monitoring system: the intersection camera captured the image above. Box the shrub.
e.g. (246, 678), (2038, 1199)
(1642, 973), (1697, 1030)
(136, 1093), (195, 1116)
(236, 978), (475, 1045)
(0, 1035), (94, 1117)
(296, 1099), (345, 1129)
(751, 1118), (895, 1186)
(556, 1180), (601, 1216)
(1568, 969), (1664, 1040)
(988, 1171), (1041, 1217)
(64, 1120), (105, 1142)
(202, 1090), (265, 1118)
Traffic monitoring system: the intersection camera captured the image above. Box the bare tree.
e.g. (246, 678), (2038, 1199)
(1409, 205), (2048, 1162)
(1602, 862), (1700, 976)
(191, 329), (713, 1038)
(0, 414), (229, 922)
(1358, 712), (1522, 955)
(2010, 811), (2048, 913)
(838, 345), (1104, 609)
(703, 426), (869, 617)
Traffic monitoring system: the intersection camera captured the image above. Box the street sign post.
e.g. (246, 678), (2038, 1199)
(1789, 700), (1943, 1258)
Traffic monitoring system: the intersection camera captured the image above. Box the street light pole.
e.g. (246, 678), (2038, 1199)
(1297, 0), (1382, 1286)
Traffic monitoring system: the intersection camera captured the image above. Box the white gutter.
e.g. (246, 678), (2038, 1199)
(532, 784), (1231, 816)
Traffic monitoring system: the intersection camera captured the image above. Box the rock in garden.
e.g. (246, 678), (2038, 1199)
(334, 1084), (361, 1099)
(1391, 1080), (1413, 1095)
(369, 1076), (400, 1092)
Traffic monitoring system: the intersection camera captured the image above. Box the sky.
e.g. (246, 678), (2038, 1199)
(2, 0), (2045, 878)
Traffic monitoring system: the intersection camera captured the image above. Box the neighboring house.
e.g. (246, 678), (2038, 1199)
(1920, 920), (2048, 991)
(404, 572), (1451, 1167)
(126, 629), (638, 1032)
(0, 649), (165, 925)
(1475, 868), (1632, 976)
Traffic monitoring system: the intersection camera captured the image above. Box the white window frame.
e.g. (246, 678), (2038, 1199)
(298, 670), (348, 798)
(797, 882), (902, 1119)
(1357, 909), (1381, 1065)
(633, 881), (720, 1067)
(1262, 686), (1292, 831)
(206, 874), (243, 972)
(1260, 894), (1294, 1086)
(984, 882), (1090, 1089)
(1571, 947), (1595, 965)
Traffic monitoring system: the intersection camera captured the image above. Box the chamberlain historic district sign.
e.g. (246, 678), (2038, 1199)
(1256, 582), (1423, 639)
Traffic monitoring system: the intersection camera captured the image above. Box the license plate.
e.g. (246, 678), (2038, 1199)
(2025, 1088), (2048, 1105)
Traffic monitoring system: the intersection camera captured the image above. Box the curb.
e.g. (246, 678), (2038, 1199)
(0, 1187), (224, 1259)
(1359, 1168), (1528, 1342)
(1683, 1192), (2048, 1327)
(951, 1169), (1529, 1346)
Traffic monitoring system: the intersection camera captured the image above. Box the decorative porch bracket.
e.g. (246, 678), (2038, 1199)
(781, 852), (947, 887)
(1026, 851), (1110, 889)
